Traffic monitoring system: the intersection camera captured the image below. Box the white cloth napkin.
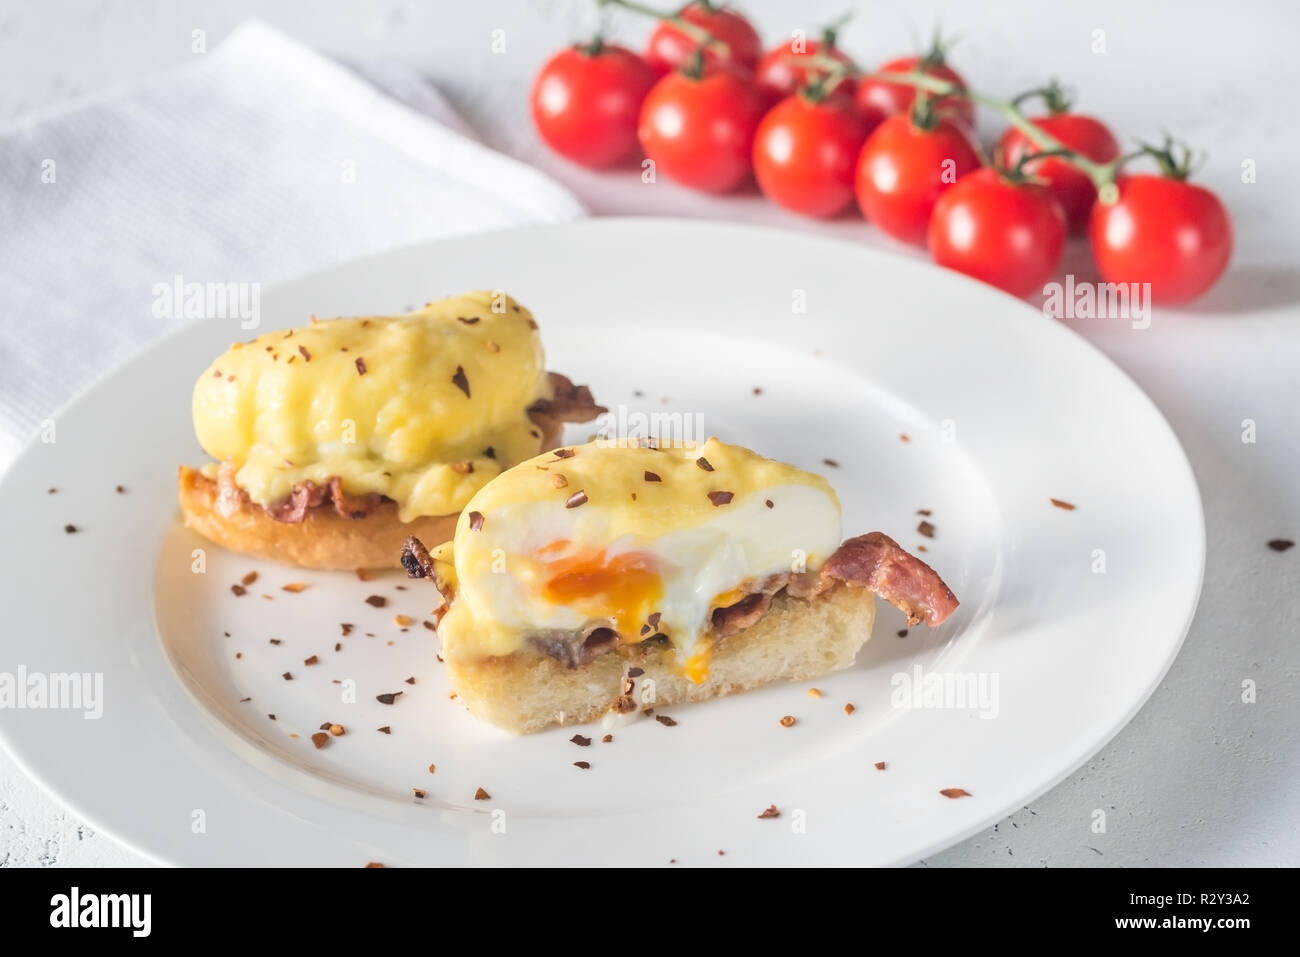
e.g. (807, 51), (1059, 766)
(0, 19), (586, 470)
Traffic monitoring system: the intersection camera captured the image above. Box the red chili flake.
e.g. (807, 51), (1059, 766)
(451, 365), (471, 397)
(423, 621), (437, 632)
(552, 448), (575, 459)
(235, 653), (242, 659)
(413, 788), (427, 799)
(565, 490), (588, 509)
(404, 676), (416, 685)
(570, 734), (592, 747)
(655, 715), (677, 727)
(474, 787), (491, 801)
(897, 629), (908, 638)
(364, 862), (384, 868)
(355, 356), (367, 375)
(899, 434), (911, 442)
(238, 697), (251, 703)
(917, 544), (928, 553)
(752, 387), (762, 395)
(779, 715), (796, 728)
(377, 726), (391, 734)
(365, 595), (387, 607)
(844, 704), (856, 715)
(1267, 539), (1294, 552)
(643, 470), (662, 483)
(282, 672), (293, 681)
(230, 584), (246, 596)
(356, 568), (371, 581)
(940, 788), (972, 799)
(311, 732), (329, 749)
(765, 499), (774, 509)
(297, 345), (311, 362)
(1050, 498), (1076, 511)
(115, 485), (126, 494)
(303, 655), (319, 666)
(376, 692), (403, 705)
(334, 643), (341, 652)
(268, 713), (276, 721)
(917, 520), (935, 538)
(823, 458), (839, 468)
(628, 666), (645, 678)
(574, 761), (591, 770)
(696, 457), (714, 472)
(757, 805), (780, 819)
(269, 638), (282, 645)
(468, 510), (485, 531)
(707, 491), (733, 507)
(341, 623), (354, 636)
(457, 316), (480, 325)
(917, 508), (932, 516)
(874, 761), (887, 771)
(601, 734), (613, 743)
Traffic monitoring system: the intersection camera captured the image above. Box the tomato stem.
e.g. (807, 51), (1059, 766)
(1011, 79), (1073, 115)
(821, 11), (854, 49)
(598, 0), (733, 57)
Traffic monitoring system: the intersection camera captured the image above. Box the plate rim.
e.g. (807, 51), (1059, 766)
(0, 216), (1206, 866)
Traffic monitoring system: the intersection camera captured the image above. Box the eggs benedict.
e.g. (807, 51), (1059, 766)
(178, 291), (604, 569)
(402, 437), (958, 733)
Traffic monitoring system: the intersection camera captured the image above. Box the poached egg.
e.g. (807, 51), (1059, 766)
(191, 291), (550, 521)
(432, 437), (842, 681)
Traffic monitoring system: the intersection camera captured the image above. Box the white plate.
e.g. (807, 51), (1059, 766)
(0, 218), (1202, 866)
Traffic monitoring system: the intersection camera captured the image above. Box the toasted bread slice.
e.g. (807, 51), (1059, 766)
(177, 465), (460, 571)
(445, 585), (875, 734)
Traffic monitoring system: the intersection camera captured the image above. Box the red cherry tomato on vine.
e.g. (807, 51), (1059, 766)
(755, 38), (856, 105)
(998, 114), (1120, 234)
(854, 114), (982, 244)
(753, 93), (869, 217)
(645, 3), (762, 76)
(855, 54), (975, 129)
(1089, 175), (1232, 303)
(928, 168), (1067, 298)
(531, 42), (657, 168)
(638, 65), (765, 193)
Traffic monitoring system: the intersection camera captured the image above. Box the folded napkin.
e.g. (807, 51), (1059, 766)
(0, 19), (585, 469)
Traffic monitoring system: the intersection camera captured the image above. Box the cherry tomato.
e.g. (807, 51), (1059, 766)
(755, 38), (856, 105)
(1089, 175), (1232, 303)
(928, 168), (1067, 298)
(530, 42), (657, 168)
(753, 93), (869, 217)
(854, 114), (982, 244)
(998, 114), (1120, 234)
(855, 54), (975, 129)
(638, 65), (765, 192)
(645, 3), (762, 76)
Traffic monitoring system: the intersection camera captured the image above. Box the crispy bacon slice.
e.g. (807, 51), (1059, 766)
(527, 372), (607, 431)
(821, 532), (959, 627)
(404, 530), (959, 668)
(264, 477), (385, 522)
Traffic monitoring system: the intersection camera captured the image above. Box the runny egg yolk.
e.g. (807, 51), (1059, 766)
(537, 543), (663, 640)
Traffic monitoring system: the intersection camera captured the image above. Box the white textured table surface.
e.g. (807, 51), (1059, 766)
(1, 0), (1297, 867)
